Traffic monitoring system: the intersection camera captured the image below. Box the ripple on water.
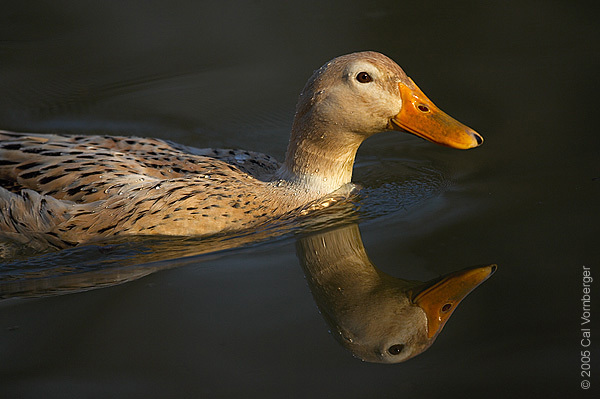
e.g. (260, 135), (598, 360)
(353, 157), (449, 222)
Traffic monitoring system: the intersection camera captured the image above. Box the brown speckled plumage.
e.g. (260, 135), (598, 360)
(0, 131), (305, 248)
(0, 52), (482, 250)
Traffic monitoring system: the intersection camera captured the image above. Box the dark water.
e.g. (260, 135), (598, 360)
(0, 1), (597, 397)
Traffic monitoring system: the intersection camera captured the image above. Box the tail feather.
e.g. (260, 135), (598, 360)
(0, 187), (77, 249)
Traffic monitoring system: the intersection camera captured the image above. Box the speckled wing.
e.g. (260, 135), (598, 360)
(0, 131), (280, 203)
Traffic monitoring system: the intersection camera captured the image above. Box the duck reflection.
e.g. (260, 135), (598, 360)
(296, 224), (496, 363)
(1, 219), (495, 365)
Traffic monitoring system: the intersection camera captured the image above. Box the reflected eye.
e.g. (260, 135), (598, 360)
(356, 72), (373, 83)
(387, 344), (405, 355)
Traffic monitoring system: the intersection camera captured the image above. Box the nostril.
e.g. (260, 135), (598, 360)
(473, 132), (483, 146)
(417, 104), (430, 113)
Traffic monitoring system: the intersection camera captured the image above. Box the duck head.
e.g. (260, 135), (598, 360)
(279, 51), (482, 195)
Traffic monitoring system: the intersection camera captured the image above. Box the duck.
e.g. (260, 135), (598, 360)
(297, 224), (496, 363)
(0, 51), (483, 249)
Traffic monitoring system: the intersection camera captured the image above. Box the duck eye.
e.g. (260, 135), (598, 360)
(356, 72), (373, 83)
(387, 344), (405, 355)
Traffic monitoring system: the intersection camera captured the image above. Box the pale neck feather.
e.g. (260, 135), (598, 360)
(275, 113), (365, 197)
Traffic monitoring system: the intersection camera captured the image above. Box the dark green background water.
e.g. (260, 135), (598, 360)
(0, 1), (597, 397)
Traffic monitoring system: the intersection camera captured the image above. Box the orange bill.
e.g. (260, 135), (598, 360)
(411, 264), (497, 339)
(389, 78), (483, 149)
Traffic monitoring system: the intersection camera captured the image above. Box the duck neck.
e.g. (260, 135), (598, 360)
(276, 118), (364, 196)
